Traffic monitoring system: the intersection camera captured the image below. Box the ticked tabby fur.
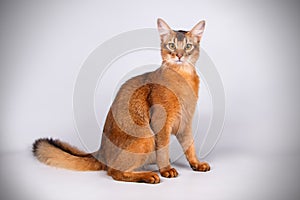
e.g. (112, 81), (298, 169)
(33, 18), (210, 184)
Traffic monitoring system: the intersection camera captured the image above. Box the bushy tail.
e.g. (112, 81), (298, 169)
(32, 138), (106, 171)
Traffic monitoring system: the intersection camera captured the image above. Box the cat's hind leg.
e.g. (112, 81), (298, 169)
(103, 135), (160, 183)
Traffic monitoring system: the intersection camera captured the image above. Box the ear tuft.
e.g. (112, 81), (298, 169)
(190, 20), (206, 41)
(157, 18), (172, 40)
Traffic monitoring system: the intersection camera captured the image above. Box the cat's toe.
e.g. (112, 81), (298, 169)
(160, 167), (178, 178)
(142, 173), (160, 184)
(191, 162), (210, 172)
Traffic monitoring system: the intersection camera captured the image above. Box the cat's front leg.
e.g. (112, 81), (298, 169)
(184, 143), (210, 172)
(176, 125), (210, 172)
(154, 127), (178, 178)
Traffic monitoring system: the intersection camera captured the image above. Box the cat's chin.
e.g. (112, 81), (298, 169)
(163, 60), (191, 67)
(175, 60), (183, 64)
(168, 60), (185, 65)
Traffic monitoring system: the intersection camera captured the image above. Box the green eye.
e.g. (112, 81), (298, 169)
(168, 43), (176, 50)
(185, 44), (193, 50)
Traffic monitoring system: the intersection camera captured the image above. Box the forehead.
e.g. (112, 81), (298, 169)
(174, 30), (187, 41)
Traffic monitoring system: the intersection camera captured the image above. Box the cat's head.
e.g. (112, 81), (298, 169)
(157, 18), (205, 67)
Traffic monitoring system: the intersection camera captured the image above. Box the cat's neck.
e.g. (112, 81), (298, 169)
(162, 61), (196, 73)
(161, 61), (199, 97)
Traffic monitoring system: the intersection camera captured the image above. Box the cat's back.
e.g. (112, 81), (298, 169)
(113, 67), (198, 105)
(115, 71), (153, 98)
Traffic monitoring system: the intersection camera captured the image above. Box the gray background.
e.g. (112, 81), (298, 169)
(0, 0), (299, 200)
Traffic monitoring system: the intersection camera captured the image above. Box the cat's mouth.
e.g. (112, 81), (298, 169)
(165, 56), (186, 65)
(175, 55), (186, 64)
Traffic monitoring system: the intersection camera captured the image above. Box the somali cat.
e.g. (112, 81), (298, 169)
(33, 18), (210, 184)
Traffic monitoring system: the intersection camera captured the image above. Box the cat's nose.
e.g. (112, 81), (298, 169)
(176, 53), (183, 60)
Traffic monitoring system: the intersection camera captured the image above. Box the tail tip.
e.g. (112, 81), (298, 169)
(32, 138), (54, 156)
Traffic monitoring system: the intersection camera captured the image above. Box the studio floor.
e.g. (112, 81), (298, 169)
(1, 142), (299, 200)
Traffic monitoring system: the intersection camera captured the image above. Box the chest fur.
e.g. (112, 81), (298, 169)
(149, 67), (199, 134)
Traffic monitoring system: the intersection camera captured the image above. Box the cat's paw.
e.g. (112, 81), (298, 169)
(160, 167), (179, 178)
(190, 162), (210, 172)
(142, 172), (160, 184)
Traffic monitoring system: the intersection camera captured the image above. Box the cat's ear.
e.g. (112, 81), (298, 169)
(157, 18), (172, 41)
(190, 20), (205, 42)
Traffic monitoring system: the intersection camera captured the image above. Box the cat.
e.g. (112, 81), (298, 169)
(33, 18), (210, 184)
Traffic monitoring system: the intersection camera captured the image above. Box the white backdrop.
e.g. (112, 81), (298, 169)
(1, 1), (299, 200)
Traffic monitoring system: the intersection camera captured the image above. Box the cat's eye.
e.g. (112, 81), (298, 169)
(168, 43), (176, 50)
(185, 44), (193, 50)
